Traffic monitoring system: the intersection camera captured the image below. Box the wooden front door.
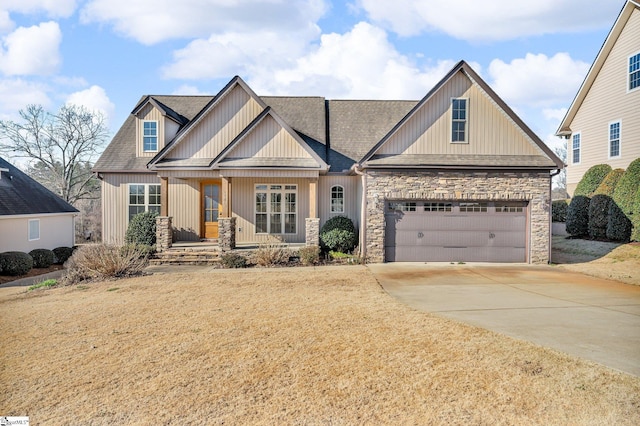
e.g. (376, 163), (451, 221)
(202, 182), (220, 239)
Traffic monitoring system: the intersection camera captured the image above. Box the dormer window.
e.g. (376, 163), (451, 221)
(143, 121), (158, 152)
(629, 52), (640, 91)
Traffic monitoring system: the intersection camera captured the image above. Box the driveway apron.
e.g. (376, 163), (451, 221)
(368, 263), (640, 377)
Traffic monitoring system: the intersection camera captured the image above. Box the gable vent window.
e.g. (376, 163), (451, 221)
(629, 52), (640, 91)
(572, 133), (581, 164)
(143, 121), (158, 152)
(609, 121), (621, 158)
(330, 185), (344, 213)
(451, 98), (467, 143)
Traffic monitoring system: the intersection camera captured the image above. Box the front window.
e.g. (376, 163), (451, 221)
(572, 133), (581, 164)
(330, 185), (344, 213)
(255, 184), (297, 234)
(629, 52), (640, 91)
(451, 98), (467, 143)
(28, 219), (40, 241)
(609, 121), (620, 158)
(128, 184), (161, 221)
(143, 121), (158, 152)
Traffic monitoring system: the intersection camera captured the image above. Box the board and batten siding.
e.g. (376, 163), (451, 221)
(168, 178), (202, 241)
(318, 175), (361, 232)
(226, 115), (313, 159)
(102, 173), (161, 244)
(377, 72), (543, 157)
(567, 8), (640, 194)
(0, 213), (75, 252)
(135, 104), (167, 158)
(169, 85), (264, 160)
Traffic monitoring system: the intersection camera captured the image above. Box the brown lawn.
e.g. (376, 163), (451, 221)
(1, 266), (639, 425)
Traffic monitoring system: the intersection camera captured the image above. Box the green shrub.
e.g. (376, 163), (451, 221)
(28, 279), (58, 291)
(632, 189), (640, 242)
(566, 196), (590, 237)
(320, 216), (357, 253)
(588, 194), (612, 240)
(29, 248), (55, 268)
(609, 159), (640, 242)
(61, 244), (148, 285)
(53, 246), (75, 264)
(607, 202), (632, 242)
(594, 168), (625, 196)
(574, 164), (612, 197)
(0, 251), (34, 276)
(612, 158), (640, 215)
(221, 252), (248, 268)
(298, 245), (320, 265)
(552, 200), (568, 222)
(125, 211), (158, 246)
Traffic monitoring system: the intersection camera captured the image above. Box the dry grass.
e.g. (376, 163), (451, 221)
(1, 267), (639, 425)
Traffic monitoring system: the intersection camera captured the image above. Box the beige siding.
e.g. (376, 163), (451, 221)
(378, 72), (542, 157)
(169, 85), (263, 160)
(158, 170), (221, 178)
(231, 177), (310, 243)
(168, 178), (201, 241)
(135, 104), (166, 157)
(220, 170), (318, 178)
(0, 214), (75, 252)
(102, 173), (160, 244)
(165, 119), (180, 144)
(567, 8), (640, 193)
(319, 175), (361, 231)
(227, 115), (312, 159)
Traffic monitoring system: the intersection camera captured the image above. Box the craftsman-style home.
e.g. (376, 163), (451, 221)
(94, 61), (563, 263)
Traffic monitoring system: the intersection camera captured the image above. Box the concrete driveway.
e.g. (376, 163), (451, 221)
(368, 263), (640, 377)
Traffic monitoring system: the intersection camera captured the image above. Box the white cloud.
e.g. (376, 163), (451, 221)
(171, 85), (210, 96)
(81, 0), (327, 45)
(1, 0), (77, 17)
(0, 10), (14, 34)
(543, 108), (568, 122)
(250, 22), (460, 99)
(488, 53), (589, 107)
(0, 78), (50, 119)
(66, 85), (115, 124)
(0, 21), (62, 76)
(356, 0), (619, 41)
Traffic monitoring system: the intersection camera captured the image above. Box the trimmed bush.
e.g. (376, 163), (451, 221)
(566, 195), (590, 237)
(607, 202), (632, 242)
(0, 251), (34, 276)
(552, 200), (568, 222)
(574, 164), (612, 197)
(588, 195), (612, 240)
(594, 168), (625, 196)
(53, 246), (75, 264)
(29, 248), (55, 268)
(612, 158), (640, 215)
(632, 188), (640, 242)
(298, 245), (320, 266)
(125, 211), (158, 246)
(320, 216), (357, 253)
(609, 158), (640, 242)
(221, 252), (248, 268)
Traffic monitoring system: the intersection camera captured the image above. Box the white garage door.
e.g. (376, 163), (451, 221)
(385, 201), (527, 262)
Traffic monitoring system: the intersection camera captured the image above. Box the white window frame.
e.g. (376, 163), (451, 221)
(450, 97), (468, 144)
(608, 120), (621, 159)
(142, 120), (158, 152)
(28, 219), (40, 241)
(255, 184), (297, 235)
(330, 185), (345, 213)
(571, 132), (581, 164)
(628, 51), (640, 92)
(128, 183), (161, 222)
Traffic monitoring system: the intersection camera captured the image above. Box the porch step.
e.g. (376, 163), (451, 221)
(150, 251), (221, 266)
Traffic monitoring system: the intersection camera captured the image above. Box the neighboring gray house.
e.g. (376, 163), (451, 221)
(0, 157), (78, 252)
(94, 61), (563, 263)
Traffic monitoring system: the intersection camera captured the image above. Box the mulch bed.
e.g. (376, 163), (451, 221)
(0, 264), (64, 285)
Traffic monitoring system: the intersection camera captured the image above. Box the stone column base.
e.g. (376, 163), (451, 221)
(156, 216), (173, 251)
(305, 218), (320, 246)
(219, 217), (237, 251)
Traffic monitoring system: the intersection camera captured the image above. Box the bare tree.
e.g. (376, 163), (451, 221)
(0, 104), (109, 205)
(552, 145), (568, 199)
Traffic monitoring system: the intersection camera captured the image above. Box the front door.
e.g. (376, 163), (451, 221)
(202, 182), (220, 239)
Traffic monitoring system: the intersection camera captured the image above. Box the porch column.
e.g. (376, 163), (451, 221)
(306, 178), (319, 246)
(156, 216), (172, 251)
(160, 177), (169, 216)
(221, 177), (232, 217)
(218, 217), (236, 251)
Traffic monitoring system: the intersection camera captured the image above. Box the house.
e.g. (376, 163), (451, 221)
(94, 61), (563, 263)
(0, 157), (78, 252)
(557, 0), (640, 195)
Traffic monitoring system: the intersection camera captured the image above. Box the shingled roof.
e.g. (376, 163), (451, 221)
(0, 157), (78, 216)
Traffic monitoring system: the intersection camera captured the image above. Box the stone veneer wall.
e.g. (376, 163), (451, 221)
(218, 217), (236, 252)
(156, 216), (173, 251)
(365, 171), (551, 264)
(305, 218), (320, 246)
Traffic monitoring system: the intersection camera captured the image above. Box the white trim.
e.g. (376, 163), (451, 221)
(254, 183), (298, 235)
(450, 97), (469, 144)
(608, 120), (622, 159)
(28, 219), (40, 241)
(571, 132), (582, 165)
(127, 183), (161, 223)
(142, 120), (159, 152)
(628, 50), (640, 93)
(330, 185), (345, 214)
(0, 212), (76, 220)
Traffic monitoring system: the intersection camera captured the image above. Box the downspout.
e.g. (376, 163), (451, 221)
(352, 164), (367, 261)
(549, 168), (562, 264)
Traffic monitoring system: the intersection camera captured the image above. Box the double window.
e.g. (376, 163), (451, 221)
(143, 121), (158, 152)
(629, 52), (640, 91)
(128, 184), (161, 221)
(330, 185), (344, 213)
(609, 121), (621, 158)
(451, 98), (468, 143)
(255, 184), (297, 234)
(572, 133), (581, 164)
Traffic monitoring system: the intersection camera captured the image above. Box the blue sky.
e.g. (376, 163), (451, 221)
(0, 0), (625, 157)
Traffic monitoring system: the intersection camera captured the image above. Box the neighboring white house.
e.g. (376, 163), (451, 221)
(0, 157), (78, 253)
(557, 0), (640, 195)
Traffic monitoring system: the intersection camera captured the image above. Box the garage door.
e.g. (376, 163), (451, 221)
(385, 201), (527, 262)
